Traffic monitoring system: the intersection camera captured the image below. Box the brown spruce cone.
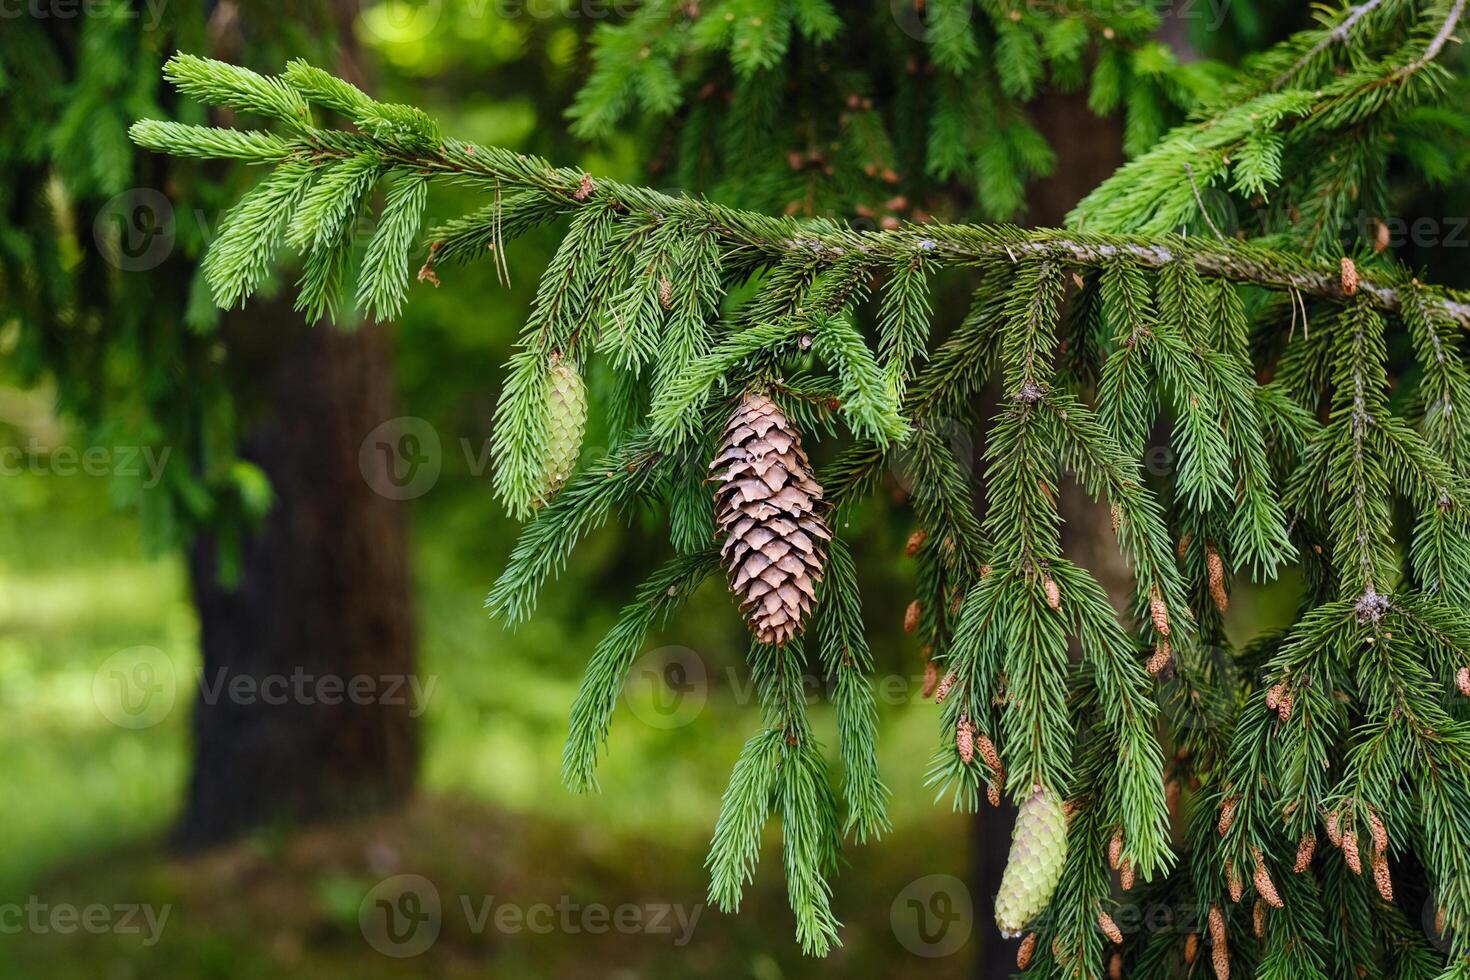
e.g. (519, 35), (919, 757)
(710, 392), (832, 646)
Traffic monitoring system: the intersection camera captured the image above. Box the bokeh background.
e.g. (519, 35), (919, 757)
(3, 1), (1467, 978)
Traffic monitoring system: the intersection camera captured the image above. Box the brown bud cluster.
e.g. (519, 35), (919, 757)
(1120, 859), (1136, 891)
(1227, 861), (1244, 903)
(905, 528), (927, 557)
(1341, 256), (1359, 296)
(1146, 638), (1172, 676)
(904, 600), (922, 634)
(1206, 544), (1228, 613)
(934, 672), (957, 703)
(1293, 831), (1316, 873)
(1368, 810), (1388, 854)
(956, 718), (976, 764)
(1326, 810), (1344, 848)
(1149, 586), (1171, 637)
(1372, 852), (1393, 901)
(1017, 932), (1037, 970)
(1043, 575), (1061, 611)
(1098, 911), (1123, 945)
(1253, 900), (1266, 939)
(1252, 847), (1283, 908)
(922, 658), (939, 698)
(1342, 831), (1362, 875)
(1108, 831), (1125, 870)
(1458, 665), (1470, 697)
(1218, 795), (1239, 837)
(1209, 905), (1230, 980)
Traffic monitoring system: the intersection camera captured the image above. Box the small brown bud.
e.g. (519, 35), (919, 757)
(977, 733), (1002, 773)
(950, 591), (964, 617)
(1457, 665), (1470, 697)
(1218, 795), (1239, 837)
(1177, 532), (1194, 559)
(1371, 851), (1393, 901)
(1326, 809), (1344, 847)
(980, 563), (993, 577)
(1293, 831), (1316, 873)
(905, 528), (927, 557)
(1120, 859), (1136, 891)
(904, 599), (922, 634)
(1109, 951), (1123, 980)
(1146, 638), (1172, 676)
(1098, 910), (1123, 945)
(1253, 899), (1266, 938)
(1184, 932), (1199, 964)
(1343, 831), (1362, 875)
(956, 719), (975, 764)
(1276, 687), (1294, 722)
(658, 276), (674, 310)
(922, 658), (939, 698)
(1341, 256), (1359, 296)
(1374, 219), (1391, 253)
(1368, 810), (1388, 854)
(1044, 575), (1062, 611)
(934, 672), (957, 703)
(1209, 905), (1230, 980)
(987, 782), (1001, 808)
(1436, 904), (1448, 935)
(1108, 831), (1125, 870)
(1265, 683), (1284, 711)
(1110, 505), (1122, 532)
(1227, 861), (1244, 903)
(1253, 848), (1283, 908)
(1149, 586), (1170, 637)
(1017, 932), (1037, 970)
(1206, 544), (1229, 612)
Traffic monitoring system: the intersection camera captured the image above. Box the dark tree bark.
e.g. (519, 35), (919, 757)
(174, 309), (419, 849)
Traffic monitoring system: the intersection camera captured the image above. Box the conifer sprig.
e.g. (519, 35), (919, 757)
(131, 52), (1470, 966)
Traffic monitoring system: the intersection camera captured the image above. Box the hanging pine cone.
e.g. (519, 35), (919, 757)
(538, 354), (587, 506)
(710, 392), (831, 645)
(995, 786), (1069, 937)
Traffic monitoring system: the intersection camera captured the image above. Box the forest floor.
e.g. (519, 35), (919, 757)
(0, 452), (980, 978)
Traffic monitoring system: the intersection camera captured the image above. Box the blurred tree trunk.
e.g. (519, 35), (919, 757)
(173, 0), (418, 849)
(970, 90), (1126, 978)
(175, 308), (419, 849)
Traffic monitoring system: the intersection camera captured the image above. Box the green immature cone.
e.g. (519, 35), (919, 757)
(538, 355), (587, 508)
(995, 786), (1069, 937)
